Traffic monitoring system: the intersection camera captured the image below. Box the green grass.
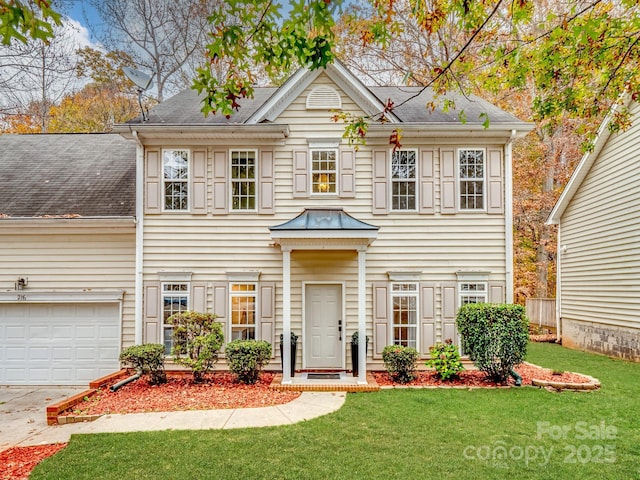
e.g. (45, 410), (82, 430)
(32, 343), (640, 479)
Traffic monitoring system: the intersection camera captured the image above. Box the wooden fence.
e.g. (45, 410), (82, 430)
(525, 298), (556, 328)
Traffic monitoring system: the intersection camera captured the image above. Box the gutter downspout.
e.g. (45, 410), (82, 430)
(132, 130), (144, 345)
(505, 130), (517, 304)
(555, 224), (562, 340)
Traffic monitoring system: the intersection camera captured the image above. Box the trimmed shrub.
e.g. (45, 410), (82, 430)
(426, 339), (464, 380)
(119, 344), (166, 385)
(225, 339), (272, 384)
(167, 311), (224, 383)
(382, 345), (419, 383)
(456, 303), (529, 383)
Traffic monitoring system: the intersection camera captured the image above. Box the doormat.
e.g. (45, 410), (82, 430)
(307, 373), (341, 380)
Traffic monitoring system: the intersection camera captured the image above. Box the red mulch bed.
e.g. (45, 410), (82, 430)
(373, 363), (593, 387)
(62, 372), (301, 416)
(0, 443), (66, 480)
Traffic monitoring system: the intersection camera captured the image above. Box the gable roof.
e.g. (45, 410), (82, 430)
(0, 133), (136, 218)
(547, 98), (631, 224)
(118, 63), (531, 135)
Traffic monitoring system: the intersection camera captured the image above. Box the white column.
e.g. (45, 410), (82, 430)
(357, 248), (367, 384)
(282, 247), (292, 384)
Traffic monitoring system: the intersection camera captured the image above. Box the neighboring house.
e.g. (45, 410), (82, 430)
(547, 99), (640, 361)
(0, 134), (136, 384)
(0, 63), (531, 385)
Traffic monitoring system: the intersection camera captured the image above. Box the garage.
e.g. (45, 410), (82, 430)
(0, 301), (121, 385)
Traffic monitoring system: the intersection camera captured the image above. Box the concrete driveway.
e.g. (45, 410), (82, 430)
(0, 386), (85, 452)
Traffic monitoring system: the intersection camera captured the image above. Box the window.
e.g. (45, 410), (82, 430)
(391, 149), (416, 210)
(391, 283), (418, 348)
(230, 283), (257, 340)
(163, 149), (189, 211)
(459, 283), (488, 305)
(311, 150), (337, 193)
(231, 150), (256, 210)
(162, 283), (189, 354)
(459, 149), (485, 210)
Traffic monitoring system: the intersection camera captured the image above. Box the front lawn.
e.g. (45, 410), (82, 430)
(32, 343), (640, 479)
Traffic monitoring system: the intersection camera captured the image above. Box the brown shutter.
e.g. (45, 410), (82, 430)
(489, 282), (505, 303)
(440, 148), (457, 214)
(293, 150), (309, 197)
(259, 282), (276, 357)
(419, 149), (435, 214)
(191, 283), (207, 312)
(212, 282), (228, 336)
(145, 149), (162, 214)
(192, 149), (208, 214)
(420, 283), (436, 358)
(259, 150), (274, 213)
(372, 149), (388, 214)
(212, 151), (228, 214)
(339, 148), (356, 198)
(372, 282), (390, 359)
(144, 282), (161, 343)
(441, 284), (458, 345)
(487, 147), (504, 214)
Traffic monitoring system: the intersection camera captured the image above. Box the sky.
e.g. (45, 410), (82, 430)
(67, 1), (103, 43)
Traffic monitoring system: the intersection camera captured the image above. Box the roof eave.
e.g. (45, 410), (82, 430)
(367, 122), (534, 138)
(114, 123), (290, 140)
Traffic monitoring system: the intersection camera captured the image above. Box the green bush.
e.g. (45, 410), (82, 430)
(456, 303), (529, 383)
(167, 311), (224, 383)
(225, 339), (272, 384)
(426, 339), (464, 380)
(119, 344), (166, 385)
(382, 345), (419, 383)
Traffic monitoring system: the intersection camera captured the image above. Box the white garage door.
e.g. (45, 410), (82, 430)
(0, 303), (120, 385)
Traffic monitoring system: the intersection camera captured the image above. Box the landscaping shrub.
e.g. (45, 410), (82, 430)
(167, 311), (224, 383)
(426, 339), (464, 380)
(382, 345), (419, 383)
(456, 303), (529, 383)
(225, 339), (272, 384)
(119, 344), (167, 385)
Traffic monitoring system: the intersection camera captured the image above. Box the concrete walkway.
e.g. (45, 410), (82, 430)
(2, 390), (346, 450)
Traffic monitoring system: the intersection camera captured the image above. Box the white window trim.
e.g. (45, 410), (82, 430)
(310, 148), (339, 195)
(161, 281), (190, 355)
(229, 282), (259, 341)
(390, 148), (418, 212)
(458, 282), (488, 306)
(162, 148), (190, 212)
(390, 282), (419, 349)
(229, 149), (258, 212)
(458, 147), (486, 212)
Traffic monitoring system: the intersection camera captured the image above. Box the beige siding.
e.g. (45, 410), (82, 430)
(0, 226), (136, 347)
(560, 101), (640, 332)
(142, 73), (508, 365)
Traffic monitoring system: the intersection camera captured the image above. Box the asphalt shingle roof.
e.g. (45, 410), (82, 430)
(125, 84), (522, 126)
(0, 133), (135, 217)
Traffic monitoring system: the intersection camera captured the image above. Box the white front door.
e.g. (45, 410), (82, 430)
(304, 284), (343, 369)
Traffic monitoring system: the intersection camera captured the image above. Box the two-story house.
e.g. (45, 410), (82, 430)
(0, 63), (531, 385)
(116, 62), (531, 384)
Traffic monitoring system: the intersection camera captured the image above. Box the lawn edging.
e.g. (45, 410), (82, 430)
(531, 373), (601, 391)
(46, 370), (129, 425)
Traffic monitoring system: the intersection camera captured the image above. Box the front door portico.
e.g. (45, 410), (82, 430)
(305, 283), (343, 369)
(270, 208), (379, 385)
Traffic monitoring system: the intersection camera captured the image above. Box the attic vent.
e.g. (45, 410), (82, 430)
(306, 86), (342, 110)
